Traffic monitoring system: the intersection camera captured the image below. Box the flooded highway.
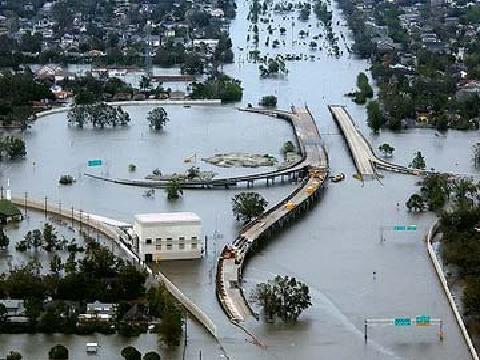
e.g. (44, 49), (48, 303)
(0, 0), (479, 358)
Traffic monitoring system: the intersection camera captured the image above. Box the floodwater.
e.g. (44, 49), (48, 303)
(0, 0), (479, 359)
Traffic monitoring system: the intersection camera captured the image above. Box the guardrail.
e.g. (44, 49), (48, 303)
(426, 221), (479, 360)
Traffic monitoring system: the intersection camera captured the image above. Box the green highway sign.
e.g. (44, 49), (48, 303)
(394, 318), (411, 326)
(416, 315), (431, 326)
(88, 159), (102, 167)
(393, 225), (417, 231)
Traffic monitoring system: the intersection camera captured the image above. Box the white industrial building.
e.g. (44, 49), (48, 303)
(134, 212), (202, 262)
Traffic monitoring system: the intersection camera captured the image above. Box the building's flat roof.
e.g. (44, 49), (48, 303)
(135, 212), (201, 224)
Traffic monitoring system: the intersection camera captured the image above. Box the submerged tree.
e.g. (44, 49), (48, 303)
(0, 227), (9, 249)
(409, 151), (426, 170)
(378, 143), (395, 157)
(165, 179), (183, 200)
(367, 100), (383, 133)
(148, 107), (169, 131)
(232, 191), (268, 222)
(157, 296), (183, 347)
(0, 136), (27, 160)
(473, 143), (480, 168)
(256, 275), (312, 322)
(48, 344), (68, 360)
(68, 103), (130, 128)
(406, 194), (426, 212)
(6, 352), (22, 360)
(121, 346), (141, 360)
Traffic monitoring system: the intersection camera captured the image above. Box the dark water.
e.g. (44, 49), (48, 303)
(0, 0), (478, 358)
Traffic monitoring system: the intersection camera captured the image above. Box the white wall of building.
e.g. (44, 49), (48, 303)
(134, 212), (202, 261)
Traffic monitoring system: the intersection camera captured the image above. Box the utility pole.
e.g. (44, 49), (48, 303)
(24, 191), (28, 216)
(44, 196), (48, 218)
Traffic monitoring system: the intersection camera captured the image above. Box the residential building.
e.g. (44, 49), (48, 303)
(79, 301), (117, 322)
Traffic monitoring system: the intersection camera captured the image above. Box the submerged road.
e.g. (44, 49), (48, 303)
(216, 106), (328, 322)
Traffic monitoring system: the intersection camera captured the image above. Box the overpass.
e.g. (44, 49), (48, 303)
(85, 107), (328, 189)
(216, 107), (329, 322)
(328, 105), (431, 178)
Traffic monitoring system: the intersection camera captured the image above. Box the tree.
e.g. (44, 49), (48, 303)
(232, 192), (268, 222)
(256, 275), (312, 322)
(165, 179), (183, 200)
(157, 297), (183, 347)
(68, 103), (130, 128)
(464, 278), (480, 315)
(121, 346), (141, 360)
(190, 75), (243, 103)
(378, 143), (395, 157)
(0, 303), (7, 321)
(409, 151), (426, 170)
(50, 254), (63, 275)
(31, 229), (42, 251)
(6, 352), (22, 360)
(48, 345), (68, 360)
(259, 95), (277, 107)
(367, 100), (383, 133)
(406, 194), (425, 212)
(473, 143), (480, 168)
(281, 141), (296, 157)
(64, 252), (77, 274)
(0, 137), (27, 160)
(0, 227), (9, 249)
(148, 107), (169, 131)
(143, 351), (161, 360)
(299, 6), (310, 21)
(140, 76), (151, 91)
(43, 223), (57, 251)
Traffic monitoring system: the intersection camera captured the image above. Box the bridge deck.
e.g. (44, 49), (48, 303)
(329, 105), (376, 177)
(216, 107), (328, 322)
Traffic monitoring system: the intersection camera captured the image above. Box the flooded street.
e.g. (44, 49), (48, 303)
(0, 0), (479, 359)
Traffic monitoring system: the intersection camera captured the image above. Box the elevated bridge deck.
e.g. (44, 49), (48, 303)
(85, 108), (327, 189)
(216, 107), (328, 322)
(329, 105), (435, 178)
(329, 105), (376, 177)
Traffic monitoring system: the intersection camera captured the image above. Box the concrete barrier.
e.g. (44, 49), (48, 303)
(10, 196), (218, 338)
(426, 222), (479, 360)
(34, 99), (222, 120)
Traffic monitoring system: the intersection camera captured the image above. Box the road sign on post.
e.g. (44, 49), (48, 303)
(394, 318), (411, 326)
(393, 225), (417, 231)
(88, 159), (102, 167)
(415, 315), (431, 326)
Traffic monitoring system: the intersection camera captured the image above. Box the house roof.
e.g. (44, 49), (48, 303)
(135, 212), (200, 224)
(0, 199), (21, 217)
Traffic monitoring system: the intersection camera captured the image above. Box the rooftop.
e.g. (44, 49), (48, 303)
(135, 212), (201, 224)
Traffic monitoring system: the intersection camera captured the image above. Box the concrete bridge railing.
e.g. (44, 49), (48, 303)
(10, 196), (218, 338)
(426, 221), (479, 360)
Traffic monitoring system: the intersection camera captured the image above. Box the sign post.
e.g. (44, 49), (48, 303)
(87, 159), (102, 167)
(364, 316), (442, 342)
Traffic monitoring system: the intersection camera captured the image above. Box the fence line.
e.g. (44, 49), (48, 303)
(426, 222), (478, 360)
